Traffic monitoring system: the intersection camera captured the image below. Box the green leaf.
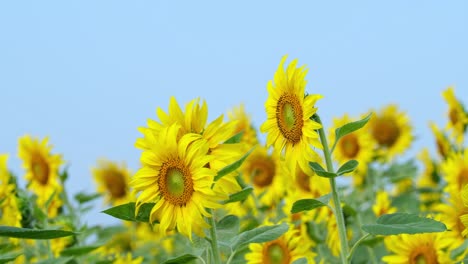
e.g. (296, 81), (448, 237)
(334, 113), (372, 143)
(214, 148), (254, 181)
(217, 215), (240, 242)
(232, 223), (289, 250)
(163, 254), (198, 264)
(60, 245), (101, 256)
(292, 258), (307, 264)
(59, 168), (69, 183)
(291, 194), (331, 214)
(225, 131), (244, 144)
(361, 213), (447, 235)
(336, 160), (359, 175)
(309, 162), (337, 178)
(36, 257), (74, 264)
(0, 255), (20, 264)
(74, 192), (101, 204)
(223, 187), (253, 204)
(0, 226), (76, 239)
(102, 202), (156, 223)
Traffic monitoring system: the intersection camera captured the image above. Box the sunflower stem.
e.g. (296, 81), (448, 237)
(315, 114), (349, 264)
(207, 209), (222, 264)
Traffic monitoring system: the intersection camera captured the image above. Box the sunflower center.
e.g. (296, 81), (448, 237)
(372, 117), (400, 147)
(409, 246), (437, 264)
(159, 159), (194, 206)
(264, 241), (291, 264)
(276, 94), (303, 144)
(340, 134), (360, 158)
(103, 170), (127, 199)
(458, 168), (468, 191)
(449, 108), (459, 125)
(31, 154), (50, 185)
(295, 169), (311, 192)
(250, 156), (276, 188)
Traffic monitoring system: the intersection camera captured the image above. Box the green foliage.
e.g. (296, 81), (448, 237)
(0, 226), (76, 239)
(162, 254), (198, 264)
(74, 192), (101, 204)
(60, 245), (101, 256)
(333, 113), (372, 148)
(336, 160), (359, 175)
(291, 194), (331, 213)
(214, 148), (254, 181)
(223, 187), (253, 204)
(361, 213), (447, 235)
(309, 162), (337, 178)
(231, 223), (289, 251)
(101, 202), (156, 223)
(225, 131), (244, 144)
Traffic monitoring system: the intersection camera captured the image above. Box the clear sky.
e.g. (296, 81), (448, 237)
(1, 1), (467, 225)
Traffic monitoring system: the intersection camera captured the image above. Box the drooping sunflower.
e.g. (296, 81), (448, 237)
(329, 114), (374, 186)
(18, 135), (64, 217)
(383, 233), (452, 264)
(93, 159), (132, 206)
(136, 97), (243, 196)
(0, 154), (22, 228)
(368, 104), (413, 160)
(442, 86), (468, 144)
(228, 104), (259, 150)
(429, 122), (451, 159)
(131, 124), (224, 239)
(260, 56), (323, 177)
(441, 148), (468, 195)
(241, 146), (287, 207)
(372, 191), (397, 217)
(245, 222), (316, 264)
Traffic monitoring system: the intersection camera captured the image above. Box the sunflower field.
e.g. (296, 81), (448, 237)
(1, 56), (468, 264)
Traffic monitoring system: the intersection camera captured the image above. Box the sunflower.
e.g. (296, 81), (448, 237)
(260, 56), (322, 177)
(245, 222), (316, 264)
(372, 191), (396, 217)
(368, 105), (413, 160)
(242, 146), (287, 207)
(18, 135), (63, 217)
(442, 86), (468, 144)
(136, 97), (243, 196)
(329, 114), (374, 186)
(93, 159), (132, 206)
(460, 184), (468, 237)
(382, 233), (452, 264)
(0, 154), (22, 228)
(429, 122), (451, 159)
(417, 149), (442, 210)
(228, 104), (259, 150)
(131, 124), (224, 239)
(441, 148), (468, 196)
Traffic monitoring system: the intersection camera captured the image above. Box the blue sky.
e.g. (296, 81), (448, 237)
(1, 1), (467, 225)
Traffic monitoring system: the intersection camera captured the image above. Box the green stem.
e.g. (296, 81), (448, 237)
(207, 209), (222, 264)
(315, 114), (349, 264)
(347, 233), (371, 261)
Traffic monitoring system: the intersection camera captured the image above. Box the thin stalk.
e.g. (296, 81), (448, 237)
(347, 233), (370, 261)
(315, 114), (349, 264)
(207, 209), (222, 264)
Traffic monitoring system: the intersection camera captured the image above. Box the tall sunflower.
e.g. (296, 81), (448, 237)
(93, 159), (132, 206)
(329, 114), (374, 186)
(131, 124), (224, 239)
(245, 222), (316, 264)
(368, 105), (413, 160)
(18, 135), (63, 217)
(383, 233), (452, 264)
(136, 97), (243, 196)
(260, 56), (322, 177)
(441, 148), (468, 196)
(442, 86), (468, 144)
